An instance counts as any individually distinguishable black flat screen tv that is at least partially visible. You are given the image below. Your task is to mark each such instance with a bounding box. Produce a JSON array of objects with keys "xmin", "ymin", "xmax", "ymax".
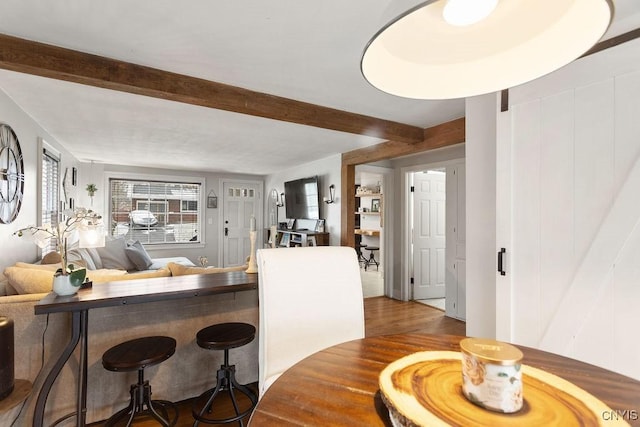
[{"xmin": 284, "ymin": 176, "xmax": 320, "ymax": 220}]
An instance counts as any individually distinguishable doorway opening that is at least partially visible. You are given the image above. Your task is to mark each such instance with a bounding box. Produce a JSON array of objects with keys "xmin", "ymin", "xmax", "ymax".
[
  {"xmin": 355, "ymin": 165, "xmax": 392, "ymax": 298},
  {"xmin": 404, "ymin": 160, "xmax": 465, "ymax": 320}
]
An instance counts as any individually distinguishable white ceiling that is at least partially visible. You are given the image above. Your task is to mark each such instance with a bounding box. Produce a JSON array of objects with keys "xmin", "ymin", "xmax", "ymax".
[{"xmin": 0, "ymin": 0, "xmax": 638, "ymax": 175}]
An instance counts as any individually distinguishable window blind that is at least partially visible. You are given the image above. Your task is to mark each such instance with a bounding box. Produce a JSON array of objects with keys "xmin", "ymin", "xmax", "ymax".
[{"xmin": 41, "ymin": 148, "xmax": 60, "ymax": 255}]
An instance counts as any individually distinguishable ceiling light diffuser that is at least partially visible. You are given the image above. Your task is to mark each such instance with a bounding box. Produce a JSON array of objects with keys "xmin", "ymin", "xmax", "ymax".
[
  {"xmin": 443, "ymin": 0, "xmax": 498, "ymax": 27},
  {"xmin": 361, "ymin": 0, "xmax": 613, "ymax": 99}
]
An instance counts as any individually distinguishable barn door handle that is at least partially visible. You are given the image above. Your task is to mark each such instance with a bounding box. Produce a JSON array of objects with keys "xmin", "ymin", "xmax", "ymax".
[{"xmin": 497, "ymin": 248, "xmax": 506, "ymax": 276}]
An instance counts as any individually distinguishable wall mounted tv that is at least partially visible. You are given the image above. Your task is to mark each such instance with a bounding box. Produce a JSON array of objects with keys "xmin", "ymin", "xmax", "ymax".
[{"xmin": 284, "ymin": 176, "xmax": 320, "ymax": 220}]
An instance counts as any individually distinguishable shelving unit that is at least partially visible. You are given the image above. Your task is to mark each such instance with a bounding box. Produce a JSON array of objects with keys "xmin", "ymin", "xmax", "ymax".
[
  {"xmin": 355, "ymin": 229, "xmax": 380, "ymax": 237},
  {"xmin": 276, "ymin": 229, "xmax": 329, "ymax": 247},
  {"xmin": 354, "ymin": 186, "xmax": 383, "ymax": 271},
  {"xmin": 355, "ymin": 192, "xmax": 383, "ymax": 227}
]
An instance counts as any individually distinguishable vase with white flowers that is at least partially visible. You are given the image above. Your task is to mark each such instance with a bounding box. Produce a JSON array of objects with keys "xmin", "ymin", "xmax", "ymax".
[{"xmin": 14, "ymin": 207, "xmax": 103, "ymax": 296}]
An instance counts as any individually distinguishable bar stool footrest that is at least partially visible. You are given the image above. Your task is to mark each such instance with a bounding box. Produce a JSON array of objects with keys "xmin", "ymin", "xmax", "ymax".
[
  {"xmin": 104, "ymin": 380, "xmax": 178, "ymax": 427},
  {"xmin": 192, "ymin": 364, "xmax": 257, "ymax": 426}
]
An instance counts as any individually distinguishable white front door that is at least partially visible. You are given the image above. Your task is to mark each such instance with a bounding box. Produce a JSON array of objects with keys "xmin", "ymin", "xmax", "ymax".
[
  {"xmin": 223, "ymin": 181, "xmax": 261, "ymax": 267},
  {"xmin": 412, "ymin": 170, "xmax": 446, "ymax": 299}
]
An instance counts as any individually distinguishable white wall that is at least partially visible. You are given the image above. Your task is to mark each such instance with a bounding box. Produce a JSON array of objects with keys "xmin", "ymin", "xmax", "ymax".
[
  {"xmin": 465, "ymin": 94, "xmax": 498, "ymax": 338},
  {"xmin": 0, "ymin": 89, "xmax": 79, "ymax": 273},
  {"xmin": 263, "ymin": 154, "xmax": 341, "ymax": 246}
]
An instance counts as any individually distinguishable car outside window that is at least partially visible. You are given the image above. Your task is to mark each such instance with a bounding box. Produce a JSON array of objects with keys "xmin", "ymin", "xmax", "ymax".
[{"xmin": 109, "ymin": 179, "xmax": 201, "ymax": 245}]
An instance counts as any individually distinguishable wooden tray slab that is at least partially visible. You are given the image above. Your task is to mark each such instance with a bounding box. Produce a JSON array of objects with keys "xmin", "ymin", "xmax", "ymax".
[{"xmin": 379, "ymin": 351, "xmax": 629, "ymax": 427}]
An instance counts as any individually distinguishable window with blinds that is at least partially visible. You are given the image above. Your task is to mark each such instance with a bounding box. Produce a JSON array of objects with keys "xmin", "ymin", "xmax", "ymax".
[
  {"xmin": 110, "ymin": 178, "xmax": 201, "ymax": 245},
  {"xmin": 41, "ymin": 149, "xmax": 60, "ymax": 255}
]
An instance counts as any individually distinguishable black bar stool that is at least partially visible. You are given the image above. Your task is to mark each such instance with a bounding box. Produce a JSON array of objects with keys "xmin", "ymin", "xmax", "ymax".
[
  {"xmin": 193, "ymin": 322, "xmax": 258, "ymax": 426},
  {"xmin": 356, "ymin": 242, "xmax": 369, "ymax": 267},
  {"xmin": 102, "ymin": 336, "xmax": 178, "ymax": 426},
  {"xmin": 364, "ymin": 246, "xmax": 380, "ymax": 271}
]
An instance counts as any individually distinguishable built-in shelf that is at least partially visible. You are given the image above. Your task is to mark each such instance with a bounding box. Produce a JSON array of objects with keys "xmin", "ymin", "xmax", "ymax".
[
  {"xmin": 355, "ymin": 193, "xmax": 382, "ymax": 198},
  {"xmin": 355, "ymin": 229, "xmax": 380, "ymax": 237},
  {"xmin": 355, "ymin": 212, "xmax": 380, "ymax": 215}
]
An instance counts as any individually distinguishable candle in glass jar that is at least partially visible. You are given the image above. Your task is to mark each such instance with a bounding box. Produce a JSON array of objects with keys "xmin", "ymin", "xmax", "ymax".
[
  {"xmin": 460, "ymin": 338, "xmax": 524, "ymax": 413},
  {"xmin": 250, "ymin": 216, "xmax": 256, "ymax": 232}
]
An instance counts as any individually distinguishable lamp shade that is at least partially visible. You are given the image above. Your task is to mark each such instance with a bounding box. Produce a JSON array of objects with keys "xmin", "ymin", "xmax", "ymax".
[
  {"xmin": 361, "ymin": 0, "xmax": 613, "ymax": 99},
  {"xmin": 79, "ymin": 223, "xmax": 105, "ymax": 248}
]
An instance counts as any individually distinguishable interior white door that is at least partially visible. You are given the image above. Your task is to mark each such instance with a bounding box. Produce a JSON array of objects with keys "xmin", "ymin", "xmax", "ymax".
[
  {"xmin": 223, "ymin": 182, "xmax": 260, "ymax": 267},
  {"xmin": 412, "ymin": 171, "xmax": 446, "ymax": 300},
  {"xmin": 445, "ymin": 163, "xmax": 466, "ymax": 320}
]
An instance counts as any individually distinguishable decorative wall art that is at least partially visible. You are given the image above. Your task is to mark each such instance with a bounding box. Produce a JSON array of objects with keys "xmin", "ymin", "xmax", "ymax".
[
  {"xmin": 207, "ymin": 191, "xmax": 218, "ymax": 209},
  {"xmin": 0, "ymin": 123, "xmax": 25, "ymax": 224}
]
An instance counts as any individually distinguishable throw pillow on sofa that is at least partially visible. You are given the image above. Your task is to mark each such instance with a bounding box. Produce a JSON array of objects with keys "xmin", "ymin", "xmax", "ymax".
[
  {"xmin": 41, "ymin": 251, "xmax": 62, "ymax": 264},
  {"xmin": 15, "ymin": 262, "xmax": 62, "ymax": 271},
  {"xmin": 3, "ymin": 265, "xmax": 130, "ymax": 295},
  {"xmin": 97, "ymin": 236, "xmax": 136, "ymax": 271},
  {"xmin": 115, "ymin": 268, "xmax": 171, "ymax": 280},
  {"xmin": 125, "ymin": 240, "xmax": 153, "ymax": 271},
  {"xmin": 167, "ymin": 262, "xmax": 248, "ymax": 276},
  {"xmin": 3, "ymin": 266, "xmax": 54, "ymax": 294},
  {"xmin": 67, "ymin": 248, "xmax": 102, "ymax": 270}
]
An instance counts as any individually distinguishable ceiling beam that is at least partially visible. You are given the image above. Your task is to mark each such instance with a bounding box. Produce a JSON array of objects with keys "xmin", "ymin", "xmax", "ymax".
[
  {"xmin": 341, "ymin": 117, "xmax": 465, "ymax": 166},
  {"xmin": 340, "ymin": 117, "xmax": 465, "ymax": 247},
  {"xmin": 0, "ymin": 33, "xmax": 424, "ymax": 144}
]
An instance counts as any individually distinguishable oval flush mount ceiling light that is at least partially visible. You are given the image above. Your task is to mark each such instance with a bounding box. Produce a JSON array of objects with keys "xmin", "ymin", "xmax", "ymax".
[
  {"xmin": 361, "ymin": 0, "xmax": 613, "ymax": 100},
  {"xmin": 443, "ymin": 0, "xmax": 498, "ymax": 27}
]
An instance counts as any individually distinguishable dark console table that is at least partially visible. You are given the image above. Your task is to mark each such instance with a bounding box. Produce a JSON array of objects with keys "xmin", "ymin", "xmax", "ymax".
[{"xmin": 33, "ymin": 271, "xmax": 258, "ymax": 427}]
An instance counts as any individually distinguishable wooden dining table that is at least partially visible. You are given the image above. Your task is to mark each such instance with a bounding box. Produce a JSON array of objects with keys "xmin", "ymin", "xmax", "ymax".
[{"xmin": 248, "ymin": 333, "xmax": 640, "ymax": 426}]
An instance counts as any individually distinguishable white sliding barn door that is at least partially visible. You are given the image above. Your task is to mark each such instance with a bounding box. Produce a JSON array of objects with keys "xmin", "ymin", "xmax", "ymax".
[{"xmin": 498, "ymin": 39, "xmax": 640, "ymax": 380}]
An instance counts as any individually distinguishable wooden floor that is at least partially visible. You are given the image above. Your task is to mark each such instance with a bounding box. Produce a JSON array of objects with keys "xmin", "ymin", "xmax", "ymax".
[{"xmin": 91, "ymin": 296, "xmax": 465, "ymax": 426}]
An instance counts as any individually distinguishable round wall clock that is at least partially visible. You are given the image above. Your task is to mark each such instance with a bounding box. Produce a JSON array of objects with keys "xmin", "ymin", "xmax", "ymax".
[{"xmin": 0, "ymin": 123, "xmax": 24, "ymax": 224}]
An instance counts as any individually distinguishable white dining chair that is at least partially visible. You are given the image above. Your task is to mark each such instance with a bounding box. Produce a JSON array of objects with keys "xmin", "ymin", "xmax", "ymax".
[{"xmin": 256, "ymin": 246, "xmax": 365, "ymax": 398}]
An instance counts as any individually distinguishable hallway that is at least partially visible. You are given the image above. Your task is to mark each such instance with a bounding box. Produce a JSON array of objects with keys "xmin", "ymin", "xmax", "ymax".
[{"xmin": 360, "ymin": 268, "xmax": 384, "ymax": 298}]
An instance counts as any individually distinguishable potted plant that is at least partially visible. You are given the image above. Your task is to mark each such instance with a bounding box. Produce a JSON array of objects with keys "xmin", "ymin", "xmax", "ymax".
[
  {"xmin": 86, "ymin": 183, "xmax": 97, "ymax": 197},
  {"xmin": 14, "ymin": 208, "xmax": 102, "ymax": 295}
]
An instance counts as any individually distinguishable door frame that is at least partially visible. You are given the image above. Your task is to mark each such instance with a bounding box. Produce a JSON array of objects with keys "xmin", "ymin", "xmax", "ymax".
[
  {"xmin": 401, "ymin": 158, "xmax": 464, "ymax": 301},
  {"xmin": 355, "ymin": 164, "xmax": 394, "ymax": 298},
  {"xmin": 218, "ymin": 178, "xmax": 264, "ymax": 267}
]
